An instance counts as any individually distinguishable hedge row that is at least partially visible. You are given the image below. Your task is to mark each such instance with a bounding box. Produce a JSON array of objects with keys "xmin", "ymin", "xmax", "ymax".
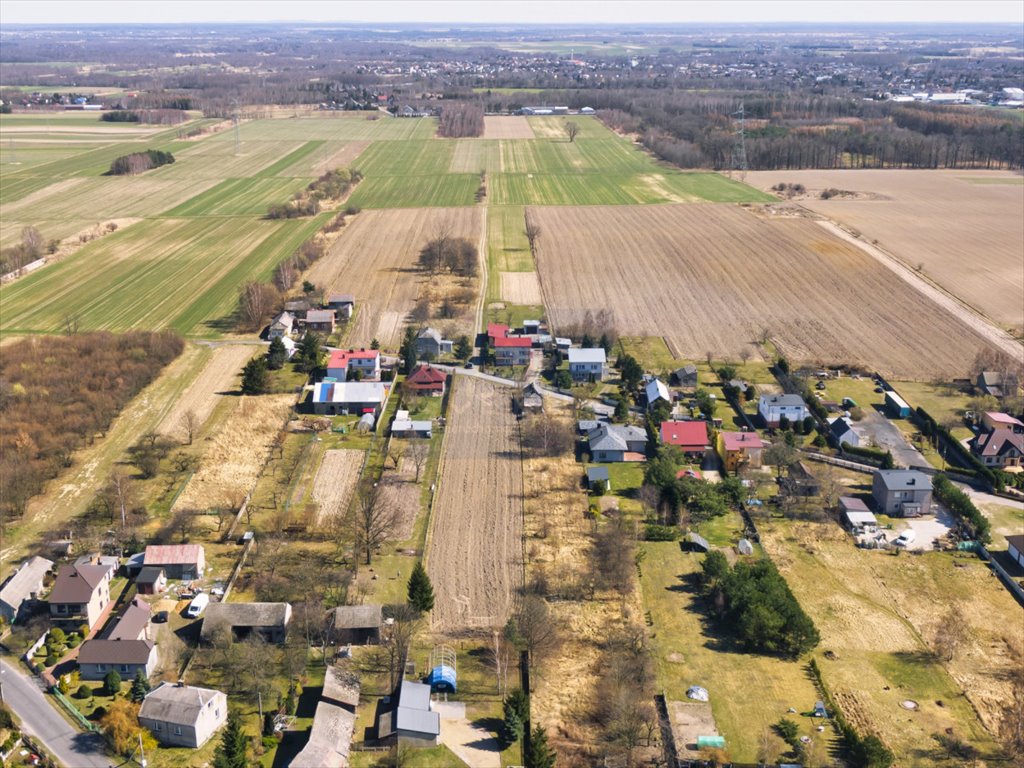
[
  {"xmin": 808, "ymin": 658, "xmax": 895, "ymax": 767},
  {"xmin": 840, "ymin": 443, "xmax": 892, "ymax": 466},
  {"xmin": 932, "ymin": 474, "xmax": 992, "ymax": 544}
]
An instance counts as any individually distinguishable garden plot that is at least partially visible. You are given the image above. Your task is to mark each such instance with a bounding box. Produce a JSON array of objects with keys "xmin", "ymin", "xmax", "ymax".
[{"xmin": 311, "ymin": 449, "xmax": 364, "ymax": 528}]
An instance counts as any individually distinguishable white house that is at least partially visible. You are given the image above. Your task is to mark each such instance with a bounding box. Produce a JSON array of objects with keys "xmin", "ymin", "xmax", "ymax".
[
  {"xmin": 759, "ymin": 393, "xmax": 810, "ymax": 427},
  {"xmin": 645, "ymin": 378, "xmax": 671, "ymax": 410},
  {"xmin": 139, "ymin": 683, "xmax": 228, "ymax": 748},
  {"xmin": 568, "ymin": 348, "xmax": 607, "ymax": 382},
  {"xmin": 829, "ymin": 416, "xmax": 859, "ymax": 447},
  {"xmin": 269, "ymin": 311, "xmax": 294, "ymax": 340}
]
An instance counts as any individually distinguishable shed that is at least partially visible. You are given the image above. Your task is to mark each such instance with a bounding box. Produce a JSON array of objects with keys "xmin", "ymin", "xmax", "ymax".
[
  {"xmin": 884, "ymin": 390, "xmax": 911, "ymax": 418},
  {"xmin": 136, "ymin": 567, "xmax": 167, "ymax": 595},
  {"xmin": 331, "ymin": 604, "xmax": 383, "ymax": 645},
  {"xmin": 698, "ymin": 736, "xmax": 726, "ymax": 749},
  {"xmin": 586, "ymin": 466, "xmax": 610, "ymax": 491},
  {"xmin": 813, "ymin": 701, "xmax": 828, "ymax": 718},
  {"xmin": 686, "ymin": 532, "xmax": 710, "ymax": 553}
]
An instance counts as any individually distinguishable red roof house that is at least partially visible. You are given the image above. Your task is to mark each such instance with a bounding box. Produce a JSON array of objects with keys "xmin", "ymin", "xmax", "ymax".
[
  {"xmin": 326, "ymin": 349, "xmax": 381, "ymax": 380},
  {"xmin": 660, "ymin": 421, "xmax": 710, "ymax": 456},
  {"xmin": 144, "ymin": 544, "xmax": 205, "ymax": 580},
  {"xmin": 404, "ymin": 364, "xmax": 446, "ymax": 396}
]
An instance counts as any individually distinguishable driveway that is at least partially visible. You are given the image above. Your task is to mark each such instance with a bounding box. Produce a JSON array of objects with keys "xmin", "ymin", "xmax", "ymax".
[
  {"xmin": 853, "ymin": 407, "xmax": 930, "ymax": 469},
  {"xmin": 434, "ymin": 701, "xmax": 501, "ymax": 768},
  {"xmin": 0, "ymin": 659, "xmax": 111, "ymax": 768}
]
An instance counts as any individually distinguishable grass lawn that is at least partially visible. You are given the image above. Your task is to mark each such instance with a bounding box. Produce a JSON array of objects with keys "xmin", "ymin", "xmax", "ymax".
[
  {"xmin": 892, "ymin": 380, "xmax": 974, "ymax": 440},
  {"xmin": 604, "ymin": 462, "xmax": 645, "ymax": 495},
  {"xmin": 639, "ymin": 541, "xmax": 826, "ymax": 763},
  {"xmin": 483, "ymin": 303, "xmax": 546, "ymax": 333}
]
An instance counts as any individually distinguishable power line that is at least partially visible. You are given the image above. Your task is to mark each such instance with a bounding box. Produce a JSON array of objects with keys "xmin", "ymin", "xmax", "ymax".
[{"xmin": 731, "ymin": 102, "xmax": 747, "ymax": 178}]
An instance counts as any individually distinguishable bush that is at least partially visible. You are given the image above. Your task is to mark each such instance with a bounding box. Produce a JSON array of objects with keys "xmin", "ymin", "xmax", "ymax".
[
  {"xmin": 644, "ymin": 524, "xmax": 679, "ymax": 541},
  {"xmin": 74, "ymin": 685, "xmax": 94, "ymax": 700},
  {"xmin": 67, "ymin": 634, "xmax": 81, "ymax": 649},
  {"xmin": 44, "ymin": 653, "xmax": 58, "ymax": 667},
  {"xmin": 48, "ymin": 628, "xmax": 66, "ymax": 646},
  {"xmin": 103, "ymin": 670, "xmax": 122, "ymax": 696},
  {"xmin": 933, "ymin": 474, "xmax": 991, "ymax": 543}
]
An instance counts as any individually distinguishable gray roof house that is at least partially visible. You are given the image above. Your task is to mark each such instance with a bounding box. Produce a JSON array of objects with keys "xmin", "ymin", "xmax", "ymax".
[
  {"xmin": 872, "ymin": 470, "xmax": 933, "ymax": 517},
  {"xmin": 331, "ymin": 604, "xmax": 383, "ymax": 645},
  {"xmin": 829, "ymin": 416, "xmax": 859, "ymax": 447},
  {"xmin": 139, "ymin": 682, "xmax": 228, "ymax": 748},
  {"xmin": 0, "ymin": 556, "xmax": 53, "ymax": 623},
  {"xmin": 291, "ymin": 667, "xmax": 360, "ymax": 768},
  {"xmin": 568, "ymin": 348, "xmax": 608, "ymax": 382},
  {"xmin": 269, "ymin": 311, "xmax": 295, "ymax": 340},
  {"xmin": 200, "ymin": 602, "xmax": 292, "ymax": 644},
  {"xmin": 414, "ymin": 327, "xmax": 453, "ymax": 358},
  {"xmin": 759, "ymin": 393, "xmax": 810, "ymax": 427},
  {"xmin": 586, "ymin": 424, "xmax": 648, "ymax": 463},
  {"xmin": 377, "ymin": 679, "xmax": 440, "ymax": 747},
  {"xmin": 977, "ymin": 371, "xmax": 1016, "ymax": 398},
  {"xmin": 670, "ymin": 365, "xmax": 699, "ymax": 388},
  {"xmin": 645, "ymin": 378, "xmax": 671, "ymax": 410}
]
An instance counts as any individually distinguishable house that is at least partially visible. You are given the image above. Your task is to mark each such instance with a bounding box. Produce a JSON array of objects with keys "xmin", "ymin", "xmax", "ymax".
[
  {"xmin": 839, "ymin": 497, "xmax": 877, "ymax": 533},
  {"xmin": 586, "ymin": 466, "xmax": 610, "ymax": 492},
  {"xmin": 977, "ymin": 371, "xmax": 1018, "ymax": 398},
  {"xmin": 980, "ymin": 412, "xmax": 1024, "ymax": 433},
  {"xmin": 200, "ymin": 602, "xmax": 292, "ymax": 644},
  {"xmin": 376, "ymin": 679, "xmax": 440, "ymax": 746},
  {"xmin": 522, "ymin": 319, "xmax": 541, "ymax": 335},
  {"xmin": 326, "ymin": 293, "xmax": 355, "ymax": 320},
  {"xmin": 312, "ymin": 380, "xmax": 389, "ymax": 417},
  {"xmin": 326, "ymin": 349, "xmax": 381, "ymax": 381},
  {"xmin": 718, "ymin": 431, "xmax": 766, "ymax": 473},
  {"xmin": 884, "ymin": 391, "xmax": 911, "ymax": 419},
  {"xmin": 782, "ymin": 461, "xmax": 821, "ymax": 497},
  {"xmin": 77, "ymin": 638, "xmax": 157, "ymax": 681},
  {"xmin": 391, "ymin": 410, "xmax": 432, "ymax": 438},
  {"xmin": 48, "ymin": 561, "xmax": 112, "ymax": 630},
  {"xmin": 1008, "ymin": 535, "xmax": 1024, "ymax": 569},
  {"xmin": 586, "ymin": 424, "xmax": 648, "ymax": 462},
  {"xmin": 269, "ymin": 311, "xmax": 294, "ymax": 340},
  {"xmin": 139, "ymin": 682, "xmax": 228, "ymax": 748},
  {"xmin": 829, "ymin": 416, "xmax": 859, "ymax": 447},
  {"xmin": 971, "ymin": 428, "xmax": 1024, "ymax": 468},
  {"xmin": 670, "ymin": 365, "xmax": 698, "ymax": 388},
  {"xmin": 660, "ymin": 420, "xmax": 709, "ymax": 458},
  {"xmin": 568, "ymin": 348, "xmax": 607, "ymax": 382},
  {"xmin": 488, "ymin": 324, "xmax": 532, "ymax": 366},
  {"xmin": 136, "ymin": 567, "xmax": 167, "ymax": 595},
  {"xmin": 727, "ymin": 379, "xmax": 751, "ymax": 397},
  {"xmin": 304, "ymin": 309, "xmax": 336, "ymax": 335},
  {"xmin": 759, "ymin": 394, "xmax": 810, "ymax": 427},
  {"xmin": 645, "ymin": 378, "xmax": 671, "ymax": 410},
  {"xmin": 292, "ymin": 667, "xmax": 360, "ymax": 767},
  {"xmin": 331, "ymin": 604, "xmax": 383, "ymax": 645},
  {"xmin": 144, "ymin": 544, "xmax": 205, "ymax": 581},
  {"xmin": 404, "ymin": 364, "xmax": 446, "ymax": 397},
  {"xmin": 283, "ymin": 299, "xmax": 312, "ymax": 319},
  {"xmin": 109, "ymin": 597, "xmax": 153, "ymax": 642},
  {"xmin": 577, "ymin": 419, "xmax": 602, "ymax": 435},
  {"xmin": 415, "ymin": 328, "xmax": 453, "ymax": 359},
  {"xmin": 0, "ymin": 556, "xmax": 53, "ymax": 623},
  {"xmin": 872, "ymin": 470, "xmax": 933, "ymax": 517},
  {"xmin": 521, "ymin": 382, "xmax": 544, "ymax": 413}
]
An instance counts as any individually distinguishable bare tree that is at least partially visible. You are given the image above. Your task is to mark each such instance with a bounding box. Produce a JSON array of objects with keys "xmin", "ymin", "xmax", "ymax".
[
  {"xmin": 487, "ymin": 627, "xmax": 515, "ymax": 697},
  {"xmin": 21, "ymin": 226, "xmax": 44, "ymax": 258},
  {"xmin": 564, "ymin": 121, "xmax": 580, "ymax": 143},
  {"xmin": 524, "ymin": 213, "xmax": 541, "ymax": 253},
  {"xmin": 382, "ymin": 603, "xmax": 421, "ymax": 689},
  {"xmin": 757, "ymin": 724, "xmax": 784, "ymax": 766},
  {"xmin": 932, "ymin": 606, "xmax": 969, "ymax": 662},
  {"xmin": 179, "ymin": 409, "xmax": 199, "ymax": 445},
  {"xmin": 238, "ymin": 281, "xmax": 280, "ymax": 331},
  {"xmin": 407, "ymin": 439, "xmax": 430, "ymax": 483},
  {"xmin": 387, "ymin": 440, "xmax": 406, "ymax": 470},
  {"xmin": 507, "ymin": 595, "xmax": 558, "ymax": 662},
  {"xmin": 351, "ymin": 480, "xmax": 398, "ymax": 565},
  {"xmin": 105, "ymin": 469, "xmax": 134, "ymax": 528}
]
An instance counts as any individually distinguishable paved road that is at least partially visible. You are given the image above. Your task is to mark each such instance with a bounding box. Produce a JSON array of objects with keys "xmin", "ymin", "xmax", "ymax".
[{"xmin": 0, "ymin": 659, "xmax": 111, "ymax": 768}]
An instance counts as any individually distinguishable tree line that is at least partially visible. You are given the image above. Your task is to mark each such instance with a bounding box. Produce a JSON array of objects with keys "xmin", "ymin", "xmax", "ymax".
[
  {"xmin": 266, "ymin": 168, "xmax": 362, "ymax": 219},
  {"xmin": 437, "ymin": 102, "xmax": 484, "ymax": 138},
  {"xmin": 106, "ymin": 149, "xmax": 175, "ymax": 176}
]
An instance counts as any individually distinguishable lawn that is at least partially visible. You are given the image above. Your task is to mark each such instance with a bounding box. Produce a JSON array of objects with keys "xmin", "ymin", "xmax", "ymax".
[
  {"xmin": 618, "ymin": 337, "xmax": 686, "ymax": 373},
  {"xmin": 483, "ymin": 303, "xmax": 546, "ymax": 333}
]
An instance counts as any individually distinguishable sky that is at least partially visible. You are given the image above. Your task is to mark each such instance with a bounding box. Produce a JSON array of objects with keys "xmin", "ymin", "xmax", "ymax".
[{"xmin": 2, "ymin": 0, "xmax": 1023, "ymax": 26}]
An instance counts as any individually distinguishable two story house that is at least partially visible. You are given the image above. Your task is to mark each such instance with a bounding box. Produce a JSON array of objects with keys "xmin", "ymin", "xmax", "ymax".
[
  {"xmin": 717, "ymin": 431, "xmax": 766, "ymax": 473},
  {"xmin": 48, "ymin": 561, "xmax": 111, "ymax": 630},
  {"xmin": 488, "ymin": 324, "xmax": 532, "ymax": 366},
  {"xmin": 139, "ymin": 682, "xmax": 228, "ymax": 748},
  {"xmin": 568, "ymin": 348, "xmax": 608, "ymax": 382},
  {"xmin": 971, "ymin": 412, "xmax": 1024, "ymax": 469},
  {"xmin": 872, "ymin": 469, "xmax": 933, "ymax": 517},
  {"xmin": 326, "ymin": 349, "xmax": 381, "ymax": 381},
  {"xmin": 414, "ymin": 328, "xmax": 453, "ymax": 359},
  {"xmin": 758, "ymin": 394, "xmax": 810, "ymax": 428}
]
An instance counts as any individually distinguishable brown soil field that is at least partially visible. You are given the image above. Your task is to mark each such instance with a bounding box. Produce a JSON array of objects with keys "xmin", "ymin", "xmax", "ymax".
[
  {"xmin": 482, "ymin": 116, "xmax": 536, "ymax": 139},
  {"xmin": 531, "ymin": 204, "xmax": 1003, "ymax": 379},
  {"xmin": 304, "ymin": 208, "xmax": 482, "ymax": 349},
  {"xmin": 746, "ymin": 170, "xmax": 1024, "ymax": 330},
  {"xmin": 157, "ymin": 344, "xmax": 257, "ymax": 440},
  {"xmin": 311, "ymin": 449, "xmax": 363, "ymax": 527},
  {"xmin": 499, "ymin": 271, "xmax": 543, "ymax": 304},
  {"xmin": 311, "ymin": 140, "xmax": 370, "ymax": 176},
  {"xmin": 174, "ymin": 394, "xmax": 294, "ymax": 513},
  {"xmin": 379, "ymin": 455, "xmax": 421, "ymax": 542},
  {"xmin": 427, "ymin": 376, "xmax": 523, "ymax": 632}
]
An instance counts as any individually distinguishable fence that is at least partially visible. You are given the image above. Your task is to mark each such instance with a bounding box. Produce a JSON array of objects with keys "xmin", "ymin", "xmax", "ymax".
[
  {"xmin": 979, "ymin": 545, "xmax": 1024, "ymax": 605},
  {"xmin": 50, "ymin": 688, "xmax": 99, "ymax": 732}
]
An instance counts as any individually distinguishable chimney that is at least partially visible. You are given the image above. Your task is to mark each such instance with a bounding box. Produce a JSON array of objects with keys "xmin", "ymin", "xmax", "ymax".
[{"xmin": 908, "ymin": 478, "xmax": 915, "ymax": 485}]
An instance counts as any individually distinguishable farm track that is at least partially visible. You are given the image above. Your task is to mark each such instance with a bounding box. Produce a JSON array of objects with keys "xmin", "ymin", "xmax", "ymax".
[
  {"xmin": 531, "ymin": 204, "xmax": 1006, "ymax": 379},
  {"xmin": 427, "ymin": 377, "xmax": 524, "ymax": 632}
]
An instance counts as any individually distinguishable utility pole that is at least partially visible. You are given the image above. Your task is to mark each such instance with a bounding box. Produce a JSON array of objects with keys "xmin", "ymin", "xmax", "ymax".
[
  {"xmin": 731, "ymin": 102, "xmax": 748, "ymax": 180},
  {"xmin": 230, "ymin": 98, "xmax": 241, "ymax": 156}
]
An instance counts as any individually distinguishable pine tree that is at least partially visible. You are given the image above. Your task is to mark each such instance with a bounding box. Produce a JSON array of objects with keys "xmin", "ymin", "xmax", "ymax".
[
  {"xmin": 525, "ymin": 724, "xmax": 556, "ymax": 768},
  {"xmin": 129, "ymin": 669, "xmax": 151, "ymax": 703},
  {"xmin": 407, "ymin": 560, "xmax": 435, "ymax": 613},
  {"xmin": 241, "ymin": 357, "xmax": 269, "ymax": 395},
  {"xmin": 295, "ymin": 332, "xmax": 324, "ymax": 373},
  {"xmin": 502, "ymin": 688, "xmax": 530, "ymax": 745},
  {"xmin": 267, "ymin": 337, "xmax": 287, "ymax": 370},
  {"xmin": 213, "ymin": 712, "xmax": 248, "ymax": 768},
  {"xmin": 454, "ymin": 335, "xmax": 472, "ymax": 361}
]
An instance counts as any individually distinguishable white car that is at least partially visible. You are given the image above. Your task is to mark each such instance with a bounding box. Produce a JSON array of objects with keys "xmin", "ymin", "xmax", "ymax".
[{"xmin": 186, "ymin": 593, "xmax": 210, "ymax": 618}]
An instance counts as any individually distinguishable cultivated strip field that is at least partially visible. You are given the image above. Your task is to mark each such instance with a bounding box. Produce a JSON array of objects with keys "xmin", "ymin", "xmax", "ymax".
[
  {"xmin": 746, "ymin": 169, "xmax": 1024, "ymax": 329},
  {"xmin": 304, "ymin": 207, "xmax": 482, "ymax": 348},
  {"xmin": 157, "ymin": 344, "xmax": 258, "ymax": 439},
  {"xmin": 427, "ymin": 377, "xmax": 524, "ymax": 632},
  {"xmin": 531, "ymin": 204, "xmax": 1003, "ymax": 378},
  {"xmin": 499, "ymin": 271, "xmax": 543, "ymax": 304},
  {"xmin": 310, "ymin": 449, "xmax": 363, "ymax": 528},
  {"xmin": 379, "ymin": 456, "xmax": 421, "ymax": 542},
  {"xmin": 482, "ymin": 115, "xmax": 536, "ymax": 139}
]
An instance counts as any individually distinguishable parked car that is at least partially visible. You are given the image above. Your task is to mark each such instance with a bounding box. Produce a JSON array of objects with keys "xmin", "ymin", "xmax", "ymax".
[
  {"xmin": 186, "ymin": 593, "xmax": 210, "ymax": 618},
  {"xmin": 464, "ymin": 362, "xmax": 474, "ymax": 369},
  {"xmin": 153, "ymin": 610, "xmax": 169, "ymax": 623}
]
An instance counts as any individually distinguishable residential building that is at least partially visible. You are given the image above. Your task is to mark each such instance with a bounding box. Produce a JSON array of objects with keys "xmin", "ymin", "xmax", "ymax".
[
  {"xmin": 376, "ymin": 679, "xmax": 440, "ymax": 747},
  {"xmin": 586, "ymin": 424, "xmax": 648, "ymax": 462},
  {"xmin": 660, "ymin": 420, "xmax": 710, "ymax": 458},
  {"xmin": 645, "ymin": 378, "xmax": 671, "ymax": 409},
  {"xmin": 200, "ymin": 602, "xmax": 292, "ymax": 644},
  {"xmin": 670, "ymin": 365, "xmax": 698, "ymax": 388},
  {"xmin": 568, "ymin": 348, "xmax": 608, "ymax": 382},
  {"xmin": 829, "ymin": 416, "xmax": 859, "ymax": 447},
  {"xmin": 144, "ymin": 545, "xmax": 205, "ymax": 581},
  {"xmin": 488, "ymin": 323, "xmax": 532, "ymax": 366},
  {"xmin": 331, "ymin": 604, "xmax": 383, "ymax": 645},
  {"xmin": 268, "ymin": 311, "xmax": 294, "ymax": 340},
  {"xmin": 521, "ymin": 382, "xmax": 544, "ymax": 412},
  {"xmin": 326, "ymin": 293, "xmax": 355, "ymax": 319},
  {"xmin": 78, "ymin": 638, "xmax": 157, "ymax": 681},
  {"xmin": 977, "ymin": 371, "xmax": 1018, "ymax": 399},
  {"xmin": 48, "ymin": 562, "xmax": 112, "ymax": 630},
  {"xmin": 326, "ymin": 349, "xmax": 381, "ymax": 381},
  {"xmin": 135, "ymin": 567, "xmax": 166, "ymax": 595},
  {"xmin": 414, "ymin": 328, "xmax": 453, "ymax": 359},
  {"xmin": 291, "ymin": 667, "xmax": 359, "ymax": 768},
  {"xmin": 0, "ymin": 556, "xmax": 53, "ymax": 623},
  {"xmin": 139, "ymin": 682, "xmax": 228, "ymax": 748},
  {"xmin": 391, "ymin": 410, "xmax": 432, "ymax": 438},
  {"xmin": 1008, "ymin": 535, "xmax": 1024, "ymax": 569},
  {"xmin": 980, "ymin": 412, "xmax": 1024, "ymax": 433},
  {"xmin": 404, "ymin": 364, "xmax": 446, "ymax": 397},
  {"xmin": 304, "ymin": 309, "xmax": 336, "ymax": 335},
  {"xmin": 109, "ymin": 597, "xmax": 152, "ymax": 642},
  {"xmin": 758, "ymin": 394, "xmax": 810, "ymax": 427},
  {"xmin": 312, "ymin": 380, "xmax": 389, "ymax": 417},
  {"xmin": 872, "ymin": 470, "xmax": 933, "ymax": 517},
  {"xmin": 718, "ymin": 431, "xmax": 765, "ymax": 473},
  {"xmin": 971, "ymin": 426, "xmax": 1024, "ymax": 468}
]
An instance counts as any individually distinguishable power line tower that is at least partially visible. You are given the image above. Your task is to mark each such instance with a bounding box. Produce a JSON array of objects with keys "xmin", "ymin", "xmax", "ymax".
[
  {"xmin": 731, "ymin": 102, "xmax": 748, "ymax": 180},
  {"xmin": 230, "ymin": 98, "xmax": 241, "ymax": 156}
]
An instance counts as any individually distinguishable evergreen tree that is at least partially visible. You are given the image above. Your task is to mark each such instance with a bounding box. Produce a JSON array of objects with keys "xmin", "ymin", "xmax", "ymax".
[
  {"xmin": 599, "ymin": 332, "xmax": 612, "ymax": 353},
  {"xmin": 370, "ymin": 338, "xmax": 380, "ymax": 350},
  {"xmin": 881, "ymin": 450, "xmax": 895, "ymax": 469},
  {"xmin": 241, "ymin": 357, "xmax": 269, "ymax": 395},
  {"xmin": 213, "ymin": 712, "xmax": 248, "ymax": 768},
  {"xmin": 502, "ymin": 689, "xmax": 530, "ymax": 745},
  {"xmin": 407, "ymin": 560, "xmax": 435, "ymax": 613},
  {"xmin": 129, "ymin": 669, "xmax": 151, "ymax": 703},
  {"xmin": 525, "ymin": 724, "xmax": 556, "ymax": 768},
  {"xmin": 619, "ymin": 355, "xmax": 643, "ymax": 391},
  {"xmin": 102, "ymin": 670, "xmax": 121, "ymax": 696},
  {"xmin": 295, "ymin": 332, "xmax": 324, "ymax": 373},
  {"xmin": 454, "ymin": 335, "xmax": 472, "ymax": 361},
  {"xmin": 267, "ymin": 337, "xmax": 287, "ymax": 370}
]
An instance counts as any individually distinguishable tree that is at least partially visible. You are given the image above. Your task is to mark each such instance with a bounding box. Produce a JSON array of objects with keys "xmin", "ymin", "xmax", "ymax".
[
  {"xmin": 267, "ymin": 337, "xmax": 287, "ymax": 370},
  {"xmin": 565, "ymin": 121, "xmax": 580, "ymax": 142},
  {"xmin": 695, "ymin": 388, "xmax": 716, "ymax": 419},
  {"xmin": 619, "ymin": 354, "xmax": 643, "ymax": 391},
  {"xmin": 525, "ymin": 724, "xmax": 556, "ymax": 768},
  {"xmin": 103, "ymin": 669, "xmax": 122, "ymax": 696},
  {"xmin": 506, "ymin": 595, "xmax": 558, "ymax": 661},
  {"xmin": 524, "ymin": 215, "xmax": 541, "ymax": 253},
  {"xmin": 502, "ymin": 688, "xmax": 530, "ymax": 746},
  {"xmin": 295, "ymin": 332, "xmax": 324, "ymax": 373},
  {"xmin": 104, "ymin": 469, "xmax": 135, "ymax": 528},
  {"xmin": 302, "ymin": 280, "xmax": 316, "ymax": 294},
  {"xmin": 213, "ymin": 712, "xmax": 248, "ymax": 768},
  {"xmin": 241, "ymin": 356, "xmax": 269, "ymax": 395},
  {"xmin": 238, "ymin": 281, "xmax": 279, "ymax": 332},
  {"xmin": 932, "ymin": 607, "xmax": 969, "ymax": 661},
  {"xmin": 407, "ymin": 560, "xmax": 435, "ymax": 613},
  {"xmin": 881, "ymin": 450, "xmax": 895, "ymax": 469},
  {"xmin": 382, "ymin": 603, "xmax": 421, "ymax": 689},
  {"xmin": 779, "ymin": 415, "xmax": 791, "ymax": 431},
  {"xmin": 802, "ymin": 415, "xmax": 816, "ymax": 434},
  {"xmin": 407, "ymin": 439, "xmax": 430, "ymax": 482},
  {"xmin": 764, "ymin": 440, "xmax": 798, "ymax": 476},
  {"xmin": 179, "ymin": 409, "xmax": 199, "ymax": 445},
  {"xmin": 351, "ymin": 480, "xmax": 398, "ymax": 565},
  {"xmin": 130, "ymin": 669, "xmax": 151, "ymax": 702},
  {"xmin": 454, "ymin": 335, "xmax": 472, "ymax": 361},
  {"xmin": 403, "ymin": 334, "xmax": 418, "ymax": 374},
  {"xmin": 613, "ymin": 395, "xmax": 630, "ymax": 423},
  {"xmin": 101, "ymin": 698, "xmax": 155, "ymax": 757}
]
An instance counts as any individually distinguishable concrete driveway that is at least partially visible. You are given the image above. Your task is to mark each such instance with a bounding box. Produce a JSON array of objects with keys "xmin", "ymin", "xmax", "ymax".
[
  {"xmin": 854, "ymin": 407, "xmax": 930, "ymax": 469},
  {"xmin": 434, "ymin": 700, "xmax": 501, "ymax": 768}
]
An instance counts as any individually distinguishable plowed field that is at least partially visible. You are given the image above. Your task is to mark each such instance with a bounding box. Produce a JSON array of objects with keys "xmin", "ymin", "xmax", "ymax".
[
  {"xmin": 531, "ymin": 204, "xmax": 1003, "ymax": 378},
  {"xmin": 427, "ymin": 376, "xmax": 523, "ymax": 632},
  {"xmin": 311, "ymin": 449, "xmax": 363, "ymax": 527},
  {"xmin": 482, "ymin": 116, "xmax": 536, "ymax": 139},
  {"xmin": 499, "ymin": 271, "xmax": 543, "ymax": 304},
  {"xmin": 304, "ymin": 207, "xmax": 482, "ymax": 348}
]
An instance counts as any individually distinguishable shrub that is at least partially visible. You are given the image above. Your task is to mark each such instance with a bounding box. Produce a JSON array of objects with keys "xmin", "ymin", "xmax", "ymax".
[
  {"xmin": 103, "ymin": 670, "xmax": 122, "ymax": 696},
  {"xmin": 44, "ymin": 653, "xmax": 58, "ymax": 667},
  {"xmin": 644, "ymin": 524, "xmax": 679, "ymax": 541},
  {"xmin": 74, "ymin": 685, "xmax": 94, "ymax": 700},
  {"xmin": 48, "ymin": 628, "xmax": 66, "ymax": 646}
]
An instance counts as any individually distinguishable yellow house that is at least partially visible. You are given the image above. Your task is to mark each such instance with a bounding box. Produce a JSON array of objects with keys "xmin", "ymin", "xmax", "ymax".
[{"xmin": 718, "ymin": 431, "xmax": 765, "ymax": 473}]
